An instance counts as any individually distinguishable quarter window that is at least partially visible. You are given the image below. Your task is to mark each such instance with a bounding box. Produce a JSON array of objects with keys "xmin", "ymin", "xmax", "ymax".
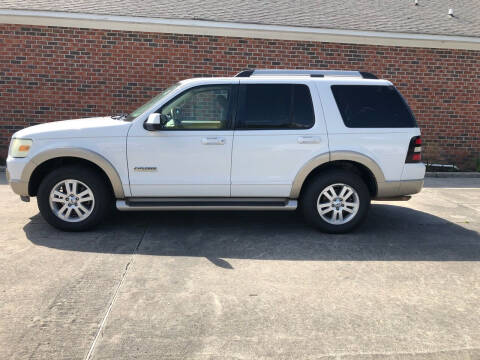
[
  {"xmin": 159, "ymin": 85, "xmax": 232, "ymax": 130},
  {"xmin": 236, "ymin": 84, "xmax": 315, "ymax": 129},
  {"xmin": 331, "ymin": 85, "xmax": 417, "ymax": 128}
]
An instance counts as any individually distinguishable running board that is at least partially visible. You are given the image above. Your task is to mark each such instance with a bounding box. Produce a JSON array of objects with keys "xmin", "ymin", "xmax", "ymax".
[
  {"xmin": 374, "ymin": 195, "xmax": 411, "ymax": 201},
  {"xmin": 116, "ymin": 198, "xmax": 297, "ymax": 211}
]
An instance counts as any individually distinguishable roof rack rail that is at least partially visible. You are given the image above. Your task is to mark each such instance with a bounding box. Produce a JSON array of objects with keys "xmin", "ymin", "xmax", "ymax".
[
  {"xmin": 235, "ymin": 69, "xmax": 255, "ymax": 77},
  {"xmin": 359, "ymin": 72, "xmax": 378, "ymax": 79},
  {"xmin": 234, "ymin": 69, "xmax": 378, "ymax": 79}
]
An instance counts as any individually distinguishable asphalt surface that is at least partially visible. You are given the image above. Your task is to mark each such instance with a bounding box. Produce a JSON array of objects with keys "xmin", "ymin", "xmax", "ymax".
[{"xmin": 1, "ymin": 174, "xmax": 480, "ymax": 359}]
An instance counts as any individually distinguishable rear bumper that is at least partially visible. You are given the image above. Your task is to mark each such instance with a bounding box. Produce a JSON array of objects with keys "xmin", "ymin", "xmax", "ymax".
[{"xmin": 375, "ymin": 179, "xmax": 424, "ymax": 199}]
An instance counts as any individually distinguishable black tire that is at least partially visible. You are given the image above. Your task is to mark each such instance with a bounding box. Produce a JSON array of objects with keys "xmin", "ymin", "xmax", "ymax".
[
  {"xmin": 300, "ymin": 169, "xmax": 370, "ymax": 233},
  {"xmin": 37, "ymin": 165, "xmax": 112, "ymax": 231}
]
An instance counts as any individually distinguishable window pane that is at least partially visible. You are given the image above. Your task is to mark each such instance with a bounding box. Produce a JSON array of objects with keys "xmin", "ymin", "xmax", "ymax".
[
  {"xmin": 126, "ymin": 82, "xmax": 181, "ymax": 121},
  {"xmin": 160, "ymin": 85, "xmax": 231, "ymax": 130},
  {"xmin": 331, "ymin": 85, "xmax": 417, "ymax": 128},
  {"xmin": 237, "ymin": 84, "xmax": 290, "ymax": 129},
  {"xmin": 237, "ymin": 84, "xmax": 314, "ymax": 130}
]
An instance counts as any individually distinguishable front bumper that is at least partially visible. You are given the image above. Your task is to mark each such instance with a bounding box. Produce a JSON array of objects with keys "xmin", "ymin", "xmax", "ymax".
[
  {"xmin": 9, "ymin": 179, "xmax": 30, "ymax": 196},
  {"xmin": 6, "ymin": 157, "xmax": 32, "ymax": 197},
  {"xmin": 7, "ymin": 168, "xmax": 29, "ymax": 196}
]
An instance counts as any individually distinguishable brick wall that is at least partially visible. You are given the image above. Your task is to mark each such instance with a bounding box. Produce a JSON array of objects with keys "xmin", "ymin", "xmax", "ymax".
[{"xmin": 0, "ymin": 24, "xmax": 479, "ymax": 169}]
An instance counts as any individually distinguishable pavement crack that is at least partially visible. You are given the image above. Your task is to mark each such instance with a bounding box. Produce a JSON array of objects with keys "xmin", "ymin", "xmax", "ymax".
[{"xmin": 84, "ymin": 225, "xmax": 148, "ymax": 360}]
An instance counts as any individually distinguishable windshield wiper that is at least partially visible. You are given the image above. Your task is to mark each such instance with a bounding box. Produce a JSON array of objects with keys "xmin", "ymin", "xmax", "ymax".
[{"xmin": 111, "ymin": 113, "xmax": 128, "ymax": 120}]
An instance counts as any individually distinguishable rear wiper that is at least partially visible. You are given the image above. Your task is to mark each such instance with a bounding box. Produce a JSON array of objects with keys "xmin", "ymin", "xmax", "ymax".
[{"xmin": 111, "ymin": 113, "xmax": 128, "ymax": 120}]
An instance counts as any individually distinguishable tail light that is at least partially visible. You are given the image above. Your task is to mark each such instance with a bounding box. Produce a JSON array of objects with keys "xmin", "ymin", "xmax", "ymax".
[{"xmin": 405, "ymin": 136, "xmax": 422, "ymax": 163}]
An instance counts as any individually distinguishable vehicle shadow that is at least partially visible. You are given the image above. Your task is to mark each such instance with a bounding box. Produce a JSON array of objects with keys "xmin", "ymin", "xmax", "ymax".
[{"xmin": 23, "ymin": 204, "xmax": 480, "ymax": 265}]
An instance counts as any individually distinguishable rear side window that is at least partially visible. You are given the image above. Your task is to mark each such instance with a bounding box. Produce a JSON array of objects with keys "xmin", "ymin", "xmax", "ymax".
[
  {"xmin": 236, "ymin": 84, "xmax": 315, "ymax": 129},
  {"xmin": 331, "ymin": 85, "xmax": 417, "ymax": 128}
]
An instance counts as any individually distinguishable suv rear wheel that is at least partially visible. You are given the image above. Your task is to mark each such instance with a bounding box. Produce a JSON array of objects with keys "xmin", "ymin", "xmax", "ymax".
[
  {"xmin": 301, "ymin": 169, "xmax": 370, "ymax": 233},
  {"xmin": 37, "ymin": 165, "xmax": 112, "ymax": 231}
]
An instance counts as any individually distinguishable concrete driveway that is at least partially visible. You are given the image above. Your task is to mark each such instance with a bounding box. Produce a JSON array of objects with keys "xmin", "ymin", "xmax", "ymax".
[{"xmin": 1, "ymin": 174, "xmax": 479, "ymax": 360}]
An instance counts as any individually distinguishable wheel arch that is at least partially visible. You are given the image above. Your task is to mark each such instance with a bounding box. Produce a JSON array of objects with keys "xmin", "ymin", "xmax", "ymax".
[
  {"xmin": 290, "ymin": 151, "xmax": 385, "ymax": 199},
  {"xmin": 24, "ymin": 148, "xmax": 125, "ymax": 198}
]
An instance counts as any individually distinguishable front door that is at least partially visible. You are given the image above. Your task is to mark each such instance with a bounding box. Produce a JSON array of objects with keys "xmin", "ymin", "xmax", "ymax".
[{"xmin": 127, "ymin": 83, "xmax": 235, "ymax": 197}]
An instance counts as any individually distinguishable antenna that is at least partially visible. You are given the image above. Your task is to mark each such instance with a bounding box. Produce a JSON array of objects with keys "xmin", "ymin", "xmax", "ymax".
[
  {"xmin": 448, "ymin": 8, "xmax": 454, "ymax": 17},
  {"xmin": 414, "ymin": 0, "xmax": 418, "ymax": 6}
]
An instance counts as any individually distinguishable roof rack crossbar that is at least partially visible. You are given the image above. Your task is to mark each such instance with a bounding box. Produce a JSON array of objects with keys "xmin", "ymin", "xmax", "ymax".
[{"xmin": 234, "ymin": 69, "xmax": 377, "ymax": 79}]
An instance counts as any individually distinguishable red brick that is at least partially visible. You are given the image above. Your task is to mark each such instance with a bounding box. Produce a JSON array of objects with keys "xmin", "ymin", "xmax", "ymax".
[{"xmin": 0, "ymin": 24, "xmax": 479, "ymax": 169}]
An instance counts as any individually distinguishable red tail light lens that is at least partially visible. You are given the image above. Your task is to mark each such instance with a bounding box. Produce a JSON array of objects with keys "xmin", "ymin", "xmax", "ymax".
[
  {"xmin": 412, "ymin": 153, "xmax": 421, "ymax": 161},
  {"xmin": 405, "ymin": 136, "xmax": 422, "ymax": 163}
]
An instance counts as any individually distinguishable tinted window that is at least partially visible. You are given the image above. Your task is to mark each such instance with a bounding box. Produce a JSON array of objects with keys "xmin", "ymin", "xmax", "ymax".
[
  {"xmin": 236, "ymin": 84, "xmax": 314, "ymax": 129},
  {"xmin": 159, "ymin": 85, "xmax": 232, "ymax": 130},
  {"xmin": 331, "ymin": 85, "xmax": 417, "ymax": 128}
]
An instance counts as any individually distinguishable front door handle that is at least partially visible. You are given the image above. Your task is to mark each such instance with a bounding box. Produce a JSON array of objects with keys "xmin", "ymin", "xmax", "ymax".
[
  {"xmin": 201, "ymin": 137, "xmax": 225, "ymax": 145},
  {"xmin": 298, "ymin": 136, "xmax": 321, "ymax": 144}
]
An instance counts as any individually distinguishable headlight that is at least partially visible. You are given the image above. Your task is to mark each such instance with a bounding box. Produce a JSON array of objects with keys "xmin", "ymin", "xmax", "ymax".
[{"xmin": 9, "ymin": 138, "xmax": 33, "ymax": 158}]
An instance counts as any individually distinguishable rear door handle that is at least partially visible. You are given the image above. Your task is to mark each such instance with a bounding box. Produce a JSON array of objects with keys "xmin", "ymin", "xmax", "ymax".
[
  {"xmin": 298, "ymin": 136, "xmax": 321, "ymax": 144},
  {"xmin": 201, "ymin": 137, "xmax": 225, "ymax": 145}
]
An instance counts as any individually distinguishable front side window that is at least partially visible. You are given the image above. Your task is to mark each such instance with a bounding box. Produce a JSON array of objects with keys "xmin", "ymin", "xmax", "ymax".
[
  {"xmin": 125, "ymin": 82, "xmax": 181, "ymax": 121},
  {"xmin": 236, "ymin": 84, "xmax": 315, "ymax": 130},
  {"xmin": 331, "ymin": 85, "xmax": 417, "ymax": 128},
  {"xmin": 159, "ymin": 85, "xmax": 232, "ymax": 130}
]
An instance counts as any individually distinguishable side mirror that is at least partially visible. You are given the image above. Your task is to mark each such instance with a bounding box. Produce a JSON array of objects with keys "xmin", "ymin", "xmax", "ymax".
[{"xmin": 144, "ymin": 113, "xmax": 168, "ymax": 131}]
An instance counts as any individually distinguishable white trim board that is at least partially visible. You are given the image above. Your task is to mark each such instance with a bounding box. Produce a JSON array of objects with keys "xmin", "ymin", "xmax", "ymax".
[{"xmin": 0, "ymin": 9, "xmax": 479, "ymax": 50}]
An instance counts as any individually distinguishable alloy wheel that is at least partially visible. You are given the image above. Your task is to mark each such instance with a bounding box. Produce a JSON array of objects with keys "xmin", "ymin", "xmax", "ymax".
[
  {"xmin": 48, "ymin": 179, "xmax": 95, "ymax": 222},
  {"xmin": 316, "ymin": 183, "xmax": 360, "ymax": 225}
]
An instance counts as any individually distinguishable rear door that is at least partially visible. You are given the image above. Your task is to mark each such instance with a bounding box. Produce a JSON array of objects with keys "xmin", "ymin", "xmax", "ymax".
[{"xmin": 230, "ymin": 79, "xmax": 329, "ymax": 197}]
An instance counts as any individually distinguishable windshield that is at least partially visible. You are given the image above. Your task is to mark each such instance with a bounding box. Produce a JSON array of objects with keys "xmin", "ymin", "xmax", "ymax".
[{"xmin": 124, "ymin": 82, "xmax": 182, "ymax": 121}]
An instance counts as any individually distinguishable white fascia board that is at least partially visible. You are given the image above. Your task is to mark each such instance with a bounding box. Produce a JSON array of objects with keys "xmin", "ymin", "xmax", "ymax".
[{"xmin": 0, "ymin": 9, "xmax": 479, "ymax": 50}]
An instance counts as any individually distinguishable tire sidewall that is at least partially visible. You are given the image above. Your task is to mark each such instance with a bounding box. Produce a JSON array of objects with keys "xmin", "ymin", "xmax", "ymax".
[
  {"xmin": 301, "ymin": 170, "xmax": 370, "ymax": 233},
  {"xmin": 37, "ymin": 166, "xmax": 110, "ymax": 231}
]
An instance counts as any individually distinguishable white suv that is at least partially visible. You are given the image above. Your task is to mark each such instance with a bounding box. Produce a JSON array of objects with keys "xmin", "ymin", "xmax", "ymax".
[{"xmin": 6, "ymin": 69, "xmax": 425, "ymax": 233}]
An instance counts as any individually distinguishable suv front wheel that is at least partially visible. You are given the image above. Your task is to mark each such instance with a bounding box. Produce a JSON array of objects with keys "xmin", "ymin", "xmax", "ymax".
[
  {"xmin": 37, "ymin": 165, "xmax": 112, "ymax": 231},
  {"xmin": 301, "ymin": 169, "xmax": 370, "ymax": 233}
]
